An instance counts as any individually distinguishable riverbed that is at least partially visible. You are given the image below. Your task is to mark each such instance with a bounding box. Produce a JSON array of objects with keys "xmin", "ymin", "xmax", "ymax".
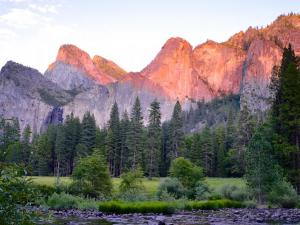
[{"xmin": 39, "ymin": 208, "xmax": 300, "ymax": 225}]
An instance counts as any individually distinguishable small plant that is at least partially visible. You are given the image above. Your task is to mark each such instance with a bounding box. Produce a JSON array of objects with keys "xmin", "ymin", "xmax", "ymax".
[
  {"xmin": 119, "ymin": 167, "xmax": 144, "ymax": 193},
  {"xmin": 218, "ymin": 184, "xmax": 249, "ymax": 201},
  {"xmin": 45, "ymin": 192, "xmax": 98, "ymax": 210},
  {"xmin": 156, "ymin": 177, "xmax": 185, "ymax": 200},
  {"xmin": 185, "ymin": 199, "xmax": 245, "ymax": 210},
  {"xmin": 267, "ymin": 180, "xmax": 298, "ymax": 208},
  {"xmin": 194, "ymin": 181, "xmax": 211, "ymax": 200},
  {"xmin": 98, "ymin": 201, "xmax": 177, "ymax": 214}
]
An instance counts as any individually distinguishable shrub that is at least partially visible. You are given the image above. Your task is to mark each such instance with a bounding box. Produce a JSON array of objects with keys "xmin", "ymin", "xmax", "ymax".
[
  {"xmin": 119, "ymin": 167, "xmax": 144, "ymax": 193},
  {"xmin": 45, "ymin": 192, "xmax": 98, "ymax": 210},
  {"xmin": 185, "ymin": 199, "xmax": 245, "ymax": 210},
  {"xmin": 156, "ymin": 177, "xmax": 185, "ymax": 200},
  {"xmin": 32, "ymin": 184, "xmax": 56, "ymax": 198},
  {"xmin": 71, "ymin": 150, "xmax": 112, "ymax": 198},
  {"xmin": 218, "ymin": 184, "xmax": 249, "ymax": 201},
  {"xmin": 98, "ymin": 201, "xmax": 176, "ymax": 214},
  {"xmin": 267, "ymin": 180, "xmax": 298, "ymax": 208},
  {"xmin": 117, "ymin": 190, "xmax": 149, "ymax": 202},
  {"xmin": 0, "ymin": 164, "xmax": 37, "ymax": 225},
  {"xmin": 169, "ymin": 157, "xmax": 204, "ymax": 189},
  {"xmin": 194, "ymin": 182, "xmax": 211, "ymax": 200}
]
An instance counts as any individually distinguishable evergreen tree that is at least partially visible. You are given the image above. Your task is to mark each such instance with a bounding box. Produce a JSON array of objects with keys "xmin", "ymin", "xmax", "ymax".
[
  {"xmin": 271, "ymin": 44, "xmax": 300, "ymax": 192},
  {"xmin": 54, "ymin": 125, "xmax": 67, "ymax": 176},
  {"xmin": 213, "ymin": 125, "xmax": 226, "ymax": 177},
  {"xmin": 230, "ymin": 106, "xmax": 257, "ymax": 176},
  {"xmin": 169, "ymin": 101, "xmax": 184, "ymax": 160},
  {"xmin": 120, "ymin": 110, "xmax": 130, "ymax": 173},
  {"xmin": 80, "ymin": 112, "xmax": 96, "ymax": 155},
  {"xmin": 127, "ymin": 97, "xmax": 144, "ymax": 169},
  {"xmin": 160, "ymin": 121, "xmax": 171, "ymax": 176},
  {"xmin": 64, "ymin": 113, "xmax": 81, "ymax": 174},
  {"xmin": 146, "ymin": 99, "xmax": 162, "ymax": 178},
  {"xmin": 199, "ymin": 127, "xmax": 214, "ymax": 176},
  {"xmin": 106, "ymin": 102, "xmax": 121, "ymax": 176},
  {"xmin": 20, "ymin": 125, "xmax": 32, "ymax": 166},
  {"xmin": 246, "ymin": 123, "xmax": 283, "ymax": 203}
]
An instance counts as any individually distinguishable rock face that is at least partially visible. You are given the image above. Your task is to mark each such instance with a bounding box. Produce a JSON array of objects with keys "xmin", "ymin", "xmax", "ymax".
[
  {"xmin": 0, "ymin": 61, "xmax": 72, "ymax": 133},
  {"xmin": 1, "ymin": 14, "xmax": 300, "ymax": 132}
]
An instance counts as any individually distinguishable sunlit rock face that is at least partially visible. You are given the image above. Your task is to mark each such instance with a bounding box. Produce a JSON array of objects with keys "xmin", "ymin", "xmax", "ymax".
[
  {"xmin": 46, "ymin": 44, "xmax": 116, "ymax": 88},
  {"xmin": 192, "ymin": 40, "xmax": 246, "ymax": 96},
  {"xmin": 93, "ymin": 55, "xmax": 127, "ymax": 80}
]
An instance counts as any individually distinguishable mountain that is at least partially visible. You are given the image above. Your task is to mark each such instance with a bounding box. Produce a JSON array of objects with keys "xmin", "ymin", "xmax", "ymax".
[
  {"xmin": 0, "ymin": 61, "xmax": 73, "ymax": 133},
  {"xmin": 1, "ymin": 14, "xmax": 300, "ymax": 133}
]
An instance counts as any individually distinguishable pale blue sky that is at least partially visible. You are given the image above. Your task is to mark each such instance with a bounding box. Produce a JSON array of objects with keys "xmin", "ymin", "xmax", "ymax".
[{"xmin": 0, "ymin": 0, "xmax": 299, "ymax": 72}]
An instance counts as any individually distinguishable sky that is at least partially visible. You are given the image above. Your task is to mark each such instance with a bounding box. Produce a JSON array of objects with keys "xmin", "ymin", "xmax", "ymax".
[{"xmin": 0, "ymin": 0, "xmax": 299, "ymax": 73}]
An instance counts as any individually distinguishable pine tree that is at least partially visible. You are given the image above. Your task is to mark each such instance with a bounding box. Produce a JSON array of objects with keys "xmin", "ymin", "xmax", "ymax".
[
  {"xmin": 160, "ymin": 121, "xmax": 171, "ymax": 176},
  {"xmin": 199, "ymin": 127, "xmax": 214, "ymax": 176},
  {"xmin": 21, "ymin": 125, "xmax": 32, "ymax": 166},
  {"xmin": 55, "ymin": 125, "xmax": 67, "ymax": 176},
  {"xmin": 146, "ymin": 99, "xmax": 162, "ymax": 178},
  {"xmin": 127, "ymin": 96, "xmax": 144, "ymax": 169},
  {"xmin": 213, "ymin": 125, "xmax": 226, "ymax": 177},
  {"xmin": 169, "ymin": 101, "xmax": 184, "ymax": 160},
  {"xmin": 246, "ymin": 123, "xmax": 282, "ymax": 203},
  {"xmin": 80, "ymin": 112, "xmax": 96, "ymax": 155},
  {"xmin": 120, "ymin": 110, "xmax": 130, "ymax": 173},
  {"xmin": 64, "ymin": 113, "xmax": 81, "ymax": 174},
  {"xmin": 271, "ymin": 44, "xmax": 300, "ymax": 192},
  {"xmin": 106, "ymin": 102, "xmax": 121, "ymax": 176}
]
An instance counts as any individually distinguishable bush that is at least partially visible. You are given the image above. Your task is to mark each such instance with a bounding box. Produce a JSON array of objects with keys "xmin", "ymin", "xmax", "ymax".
[
  {"xmin": 194, "ymin": 182, "xmax": 211, "ymax": 200},
  {"xmin": 185, "ymin": 199, "xmax": 245, "ymax": 210},
  {"xmin": 98, "ymin": 201, "xmax": 176, "ymax": 214},
  {"xmin": 0, "ymin": 165, "xmax": 37, "ymax": 225},
  {"xmin": 267, "ymin": 180, "xmax": 298, "ymax": 208},
  {"xmin": 156, "ymin": 177, "xmax": 185, "ymax": 200},
  {"xmin": 169, "ymin": 157, "xmax": 204, "ymax": 189},
  {"xmin": 218, "ymin": 184, "xmax": 249, "ymax": 201},
  {"xmin": 119, "ymin": 167, "xmax": 144, "ymax": 193},
  {"xmin": 117, "ymin": 190, "xmax": 149, "ymax": 202},
  {"xmin": 71, "ymin": 150, "xmax": 112, "ymax": 198},
  {"xmin": 32, "ymin": 184, "xmax": 56, "ymax": 198},
  {"xmin": 45, "ymin": 192, "xmax": 98, "ymax": 210}
]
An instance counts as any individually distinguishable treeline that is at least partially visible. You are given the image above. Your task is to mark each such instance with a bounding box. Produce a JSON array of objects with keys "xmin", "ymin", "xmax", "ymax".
[{"xmin": 0, "ymin": 97, "xmax": 252, "ymax": 178}]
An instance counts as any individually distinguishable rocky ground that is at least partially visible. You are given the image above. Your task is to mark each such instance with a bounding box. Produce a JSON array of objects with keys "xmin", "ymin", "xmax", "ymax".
[{"xmin": 46, "ymin": 208, "xmax": 300, "ymax": 225}]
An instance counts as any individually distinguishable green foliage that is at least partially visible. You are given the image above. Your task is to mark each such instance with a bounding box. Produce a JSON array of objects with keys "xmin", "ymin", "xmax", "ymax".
[
  {"xmin": 80, "ymin": 112, "xmax": 97, "ymax": 154},
  {"xmin": 98, "ymin": 201, "xmax": 177, "ymax": 214},
  {"xmin": 119, "ymin": 167, "xmax": 144, "ymax": 193},
  {"xmin": 185, "ymin": 199, "xmax": 245, "ymax": 210},
  {"xmin": 194, "ymin": 182, "xmax": 211, "ymax": 200},
  {"xmin": 169, "ymin": 101, "xmax": 184, "ymax": 159},
  {"xmin": 0, "ymin": 165, "xmax": 37, "ymax": 225},
  {"xmin": 270, "ymin": 44, "xmax": 300, "ymax": 192},
  {"xmin": 267, "ymin": 180, "xmax": 298, "ymax": 208},
  {"xmin": 246, "ymin": 122, "xmax": 284, "ymax": 203},
  {"xmin": 218, "ymin": 184, "xmax": 250, "ymax": 202},
  {"xmin": 71, "ymin": 150, "xmax": 112, "ymax": 198},
  {"xmin": 146, "ymin": 99, "xmax": 162, "ymax": 178},
  {"xmin": 45, "ymin": 192, "xmax": 98, "ymax": 210},
  {"xmin": 127, "ymin": 96, "xmax": 145, "ymax": 169},
  {"xmin": 169, "ymin": 157, "xmax": 204, "ymax": 189},
  {"xmin": 156, "ymin": 177, "xmax": 185, "ymax": 200}
]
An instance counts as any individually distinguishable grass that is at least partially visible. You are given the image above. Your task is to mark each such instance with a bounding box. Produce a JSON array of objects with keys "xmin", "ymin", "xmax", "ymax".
[
  {"xmin": 98, "ymin": 199, "xmax": 245, "ymax": 214},
  {"xmin": 30, "ymin": 176, "xmax": 246, "ymax": 196}
]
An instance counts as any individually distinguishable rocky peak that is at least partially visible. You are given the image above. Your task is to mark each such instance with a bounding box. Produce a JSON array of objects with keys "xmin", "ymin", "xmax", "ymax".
[
  {"xmin": 48, "ymin": 44, "xmax": 115, "ymax": 85},
  {"xmin": 92, "ymin": 55, "xmax": 126, "ymax": 80}
]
